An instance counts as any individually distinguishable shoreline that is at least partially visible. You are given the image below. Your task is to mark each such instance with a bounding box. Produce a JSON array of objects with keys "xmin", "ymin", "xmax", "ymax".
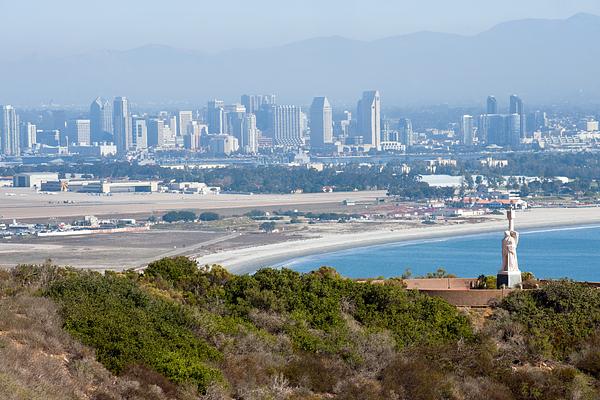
[{"xmin": 194, "ymin": 207, "xmax": 600, "ymax": 275}]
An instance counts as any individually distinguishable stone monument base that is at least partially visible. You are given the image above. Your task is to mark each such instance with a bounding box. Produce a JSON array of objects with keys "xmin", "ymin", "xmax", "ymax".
[{"xmin": 497, "ymin": 270, "xmax": 522, "ymax": 289}]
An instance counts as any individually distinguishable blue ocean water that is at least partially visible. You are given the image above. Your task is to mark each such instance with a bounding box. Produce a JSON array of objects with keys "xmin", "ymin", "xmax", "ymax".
[{"xmin": 277, "ymin": 225, "xmax": 600, "ymax": 281}]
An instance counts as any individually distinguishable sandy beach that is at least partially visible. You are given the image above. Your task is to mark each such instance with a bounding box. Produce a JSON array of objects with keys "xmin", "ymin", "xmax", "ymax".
[{"xmin": 194, "ymin": 207, "xmax": 600, "ymax": 274}]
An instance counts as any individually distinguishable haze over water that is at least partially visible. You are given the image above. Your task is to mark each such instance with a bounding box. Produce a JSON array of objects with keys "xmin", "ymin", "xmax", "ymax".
[{"xmin": 279, "ymin": 225, "xmax": 600, "ymax": 281}]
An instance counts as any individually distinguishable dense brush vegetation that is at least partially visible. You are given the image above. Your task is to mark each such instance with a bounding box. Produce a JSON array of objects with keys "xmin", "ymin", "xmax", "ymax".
[{"xmin": 2, "ymin": 258, "xmax": 600, "ymax": 399}]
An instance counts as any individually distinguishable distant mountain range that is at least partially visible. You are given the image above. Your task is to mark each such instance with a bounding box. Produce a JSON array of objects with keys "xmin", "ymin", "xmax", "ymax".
[{"xmin": 3, "ymin": 13, "xmax": 600, "ymax": 107}]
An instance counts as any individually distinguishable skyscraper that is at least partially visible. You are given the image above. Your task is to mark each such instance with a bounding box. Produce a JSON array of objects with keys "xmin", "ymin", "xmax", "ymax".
[
  {"xmin": 21, "ymin": 122, "xmax": 37, "ymax": 149},
  {"xmin": 0, "ymin": 105, "xmax": 19, "ymax": 156},
  {"xmin": 482, "ymin": 114, "xmax": 520, "ymax": 147},
  {"xmin": 90, "ymin": 97, "xmax": 113, "ymax": 143},
  {"xmin": 356, "ymin": 90, "xmax": 381, "ymax": 149},
  {"xmin": 147, "ymin": 118, "xmax": 165, "ymax": 148},
  {"xmin": 226, "ymin": 106, "xmax": 246, "ymax": 146},
  {"xmin": 207, "ymin": 100, "xmax": 225, "ymax": 134},
  {"xmin": 487, "ymin": 96, "xmax": 498, "ymax": 115},
  {"xmin": 398, "ymin": 118, "xmax": 413, "ymax": 147},
  {"xmin": 177, "ymin": 111, "xmax": 193, "ymax": 136},
  {"xmin": 241, "ymin": 114, "xmax": 258, "ymax": 154},
  {"xmin": 132, "ymin": 117, "xmax": 148, "ymax": 150},
  {"xmin": 461, "ymin": 115, "xmax": 474, "ymax": 146},
  {"xmin": 67, "ymin": 119, "xmax": 91, "ymax": 145},
  {"xmin": 269, "ymin": 105, "xmax": 302, "ymax": 146},
  {"xmin": 309, "ymin": 97, "xmax": 333, "ymax": 149},
  {"xmin": 509, "ymin": 95, "xmax": 526, "ymax": 139},
  {"xmin": 113, "ymin": 97, "xmax": 132, "ymax": 153}
]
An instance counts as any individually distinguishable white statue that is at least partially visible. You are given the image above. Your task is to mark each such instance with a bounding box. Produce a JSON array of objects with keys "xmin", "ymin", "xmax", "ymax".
[
  {"xmin": 497, "ymin": 209, "xmax": 522, "ymax": 288},
  {"xmin": 501, "ymin": 230, "xmax": 519, "ymax": 272}
]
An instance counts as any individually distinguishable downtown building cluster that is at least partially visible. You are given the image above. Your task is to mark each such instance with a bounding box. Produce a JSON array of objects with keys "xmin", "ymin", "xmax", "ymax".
[
  {"xmin": 0, "ymin": 90, "xmax": 390, "ymax": 157},
  {"xmin": 459, "ymin": 94, "xmax": 547, "ymax": 148}
]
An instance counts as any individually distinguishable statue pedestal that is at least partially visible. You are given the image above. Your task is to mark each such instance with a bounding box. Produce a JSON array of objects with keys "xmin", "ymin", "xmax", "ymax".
[{"xmin": 497, "ymin": 270, "xmax": 522, "ymax": 289}]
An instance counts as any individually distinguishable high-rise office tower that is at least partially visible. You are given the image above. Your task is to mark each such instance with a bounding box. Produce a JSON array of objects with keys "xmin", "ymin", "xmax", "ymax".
[
  {"xmin": 21, "ymin": 122, "xmax": 37, "ymax": 149},
  {"xmin": 461, "ymin": 115, "xmax": 474, "ymax": 146},
  {"xmin": 269, "ymin": 105, "xmax": 302, "ymax": 146},
  {"xmin": 147, "ymin": 118, "xmax": 165, "ymax": 148},
  {"xmin": 487, "ymin": 96, "xmax": 498, "ymax": 115},
  {"xmin": 508, "ymin": 114, "xmax": 521, "ymax": 147},
  {"xmin": 67, "ymin": 119, "xmax": 91, "ymax": 145},
  {"xmin": 113, "ymin": 97, "xmax": 132, "ymax": 152},
  {"xmin": 0, "ymin": 105, "xmax": 19, "ymax": 156},
  {"xmin": 482, "ymin": 114, "xmax": 520, "ymax": 147},
  {"xmin": 241, "ymin": 114, "xmax": 258, "ymax": 154},
  {"xmin": 90, "ymin": 97, "xmax": 113, "ymax": 143},
  {"xmin": 241, "ymin": 95, "xmax": 259, "ymax": 114},
  {"xmin": 207, "ymin": 100, "xmax": 226, "ymax": 134},
  {"xmin": 509, "ymin": 95, "xmax": 526, "ymax": 139},
  {"xmin": 132, "ymin": 117, "xmax": 148, "ymax": 150},
  {"xmin": 309, "ymin": 97, "xmax": 333, "ymax": 149},
  {"xmin": 177, "ymin": 111, "xmax": 193, "ymax": 136},
  {"xmin": 226, "ymin": 106, "xmax": 246, "ymax": 146},
  {"xmin": 356, "ymin": 90, "xmax": 381, "ymax": 149},
  {"xmin": 398, "ymin": 118, "xmax": 413, "ymax": 147}
]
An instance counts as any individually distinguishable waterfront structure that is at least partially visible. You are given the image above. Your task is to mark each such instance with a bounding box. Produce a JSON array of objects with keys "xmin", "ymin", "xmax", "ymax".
[
  {"xmin": 67, "ymin": 119, "xmax": 91, "ymax": 145},
  {"xmin": 497, "ymin": 209, "xmax": 523, "ymax": 289},
  {"xmin": 177, "ymin": 111, "xmax": 193, "ymax": 136},
  {"xmin": 90, "ymin": 97, "xmax": 113, "ymax": 143},
  {"xmin": 269, "ymin": 105, "xmax": 302, "ymax": 146},
  {"xmin": 460, "ymin": 115, "xmax": 474, "ymax": 145},
  {"xmin": 0, "ymin": 105, "xmax": 19, "ymax": 156},
  {"xmin": 355, "ymin": 90, "xmax": 381, "ymax": 149},
  {"xmin": 69, "ymin": 143, "xmax": 117, "ymax": 157},
  {"xmin": 509, "ymin": 94, "xmax": 526, "ymax": 139},
  {"xmin": 113, "ymin": 97, "xmax": 132, "ymax": 152},
  {"xmin": 309, "ymin": 97, "xmax": 333, "ymax": 149},
  {"xmin": 486, "ymin": 96, "xmax": 498, "ymax": 114}
]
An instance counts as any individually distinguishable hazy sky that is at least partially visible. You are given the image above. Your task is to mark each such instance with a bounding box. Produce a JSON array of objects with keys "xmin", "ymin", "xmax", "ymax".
[{"xmin": 2, "ymin": 0, "xmax": 600, "ymax": 56}]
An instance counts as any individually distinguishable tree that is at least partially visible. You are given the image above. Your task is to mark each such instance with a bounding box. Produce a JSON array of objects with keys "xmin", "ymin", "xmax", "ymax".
[
  {"xmin": 162, "ymin": 210, "xmax": 196, "ymax": 223},
  {"xmin": 260, "ymin": 222, "xmax": 277, "ymax": 232},
  {"xmin": 199, "ymin": 212, "xmax": 220, "ymax": 221}
]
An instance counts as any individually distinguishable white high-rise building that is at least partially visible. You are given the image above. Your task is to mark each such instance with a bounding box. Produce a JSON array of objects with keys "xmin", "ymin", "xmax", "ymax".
[
  {"xmin": 177, "ymin": 111, "xmax": 193, "ymax": 136},
  {"xmin": 356, "ymin": 90, "xmax": 381, "ymax": 149},
  {"xmin": 67, "ymin": 119, "xmax": 91, "ymax": 145},
  {"xmin": 461, "ymin": 115, "xmax": 475, "ymax": 146},
  {"xmin": 269, "ymin": 105, "xmax": 302, "ymax": 146},
  {"xmin": 0, "ymin": 105, "xmax": 19, "ymax": 156},
  {"xmin": 113, "ymin": 97, "xmax": 132, "ymax": 152},
  {"xmin": 309, "ymin": 97, "xmax": 333, "ymax": 149},
  {"xmin": 242, "ymin": 114, "xmax": 258, "ymax": 154},
  {"xmin": 22, "ymin": 122, "xmax": 37, "ymax": 149},
  {"xmin": 132, "ymin": 117, "xmax": 148, "ymax": 150}
]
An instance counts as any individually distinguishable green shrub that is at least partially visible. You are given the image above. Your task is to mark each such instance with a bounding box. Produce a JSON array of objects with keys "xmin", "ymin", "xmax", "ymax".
[{"xmin": 46, "ymin": 272, "xmax": 223, "ymax": 393}]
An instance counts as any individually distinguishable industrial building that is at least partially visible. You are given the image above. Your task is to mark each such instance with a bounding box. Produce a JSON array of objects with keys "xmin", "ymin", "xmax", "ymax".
[{"xmin": 13, "ymin": 172, "xmax": 60, "ymax": 188}]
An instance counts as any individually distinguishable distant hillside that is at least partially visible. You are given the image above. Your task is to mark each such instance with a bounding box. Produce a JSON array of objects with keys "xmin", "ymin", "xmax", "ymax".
[{"xmin": 2, "ymin": 13, "xmax": 600, "ymax": 106}]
